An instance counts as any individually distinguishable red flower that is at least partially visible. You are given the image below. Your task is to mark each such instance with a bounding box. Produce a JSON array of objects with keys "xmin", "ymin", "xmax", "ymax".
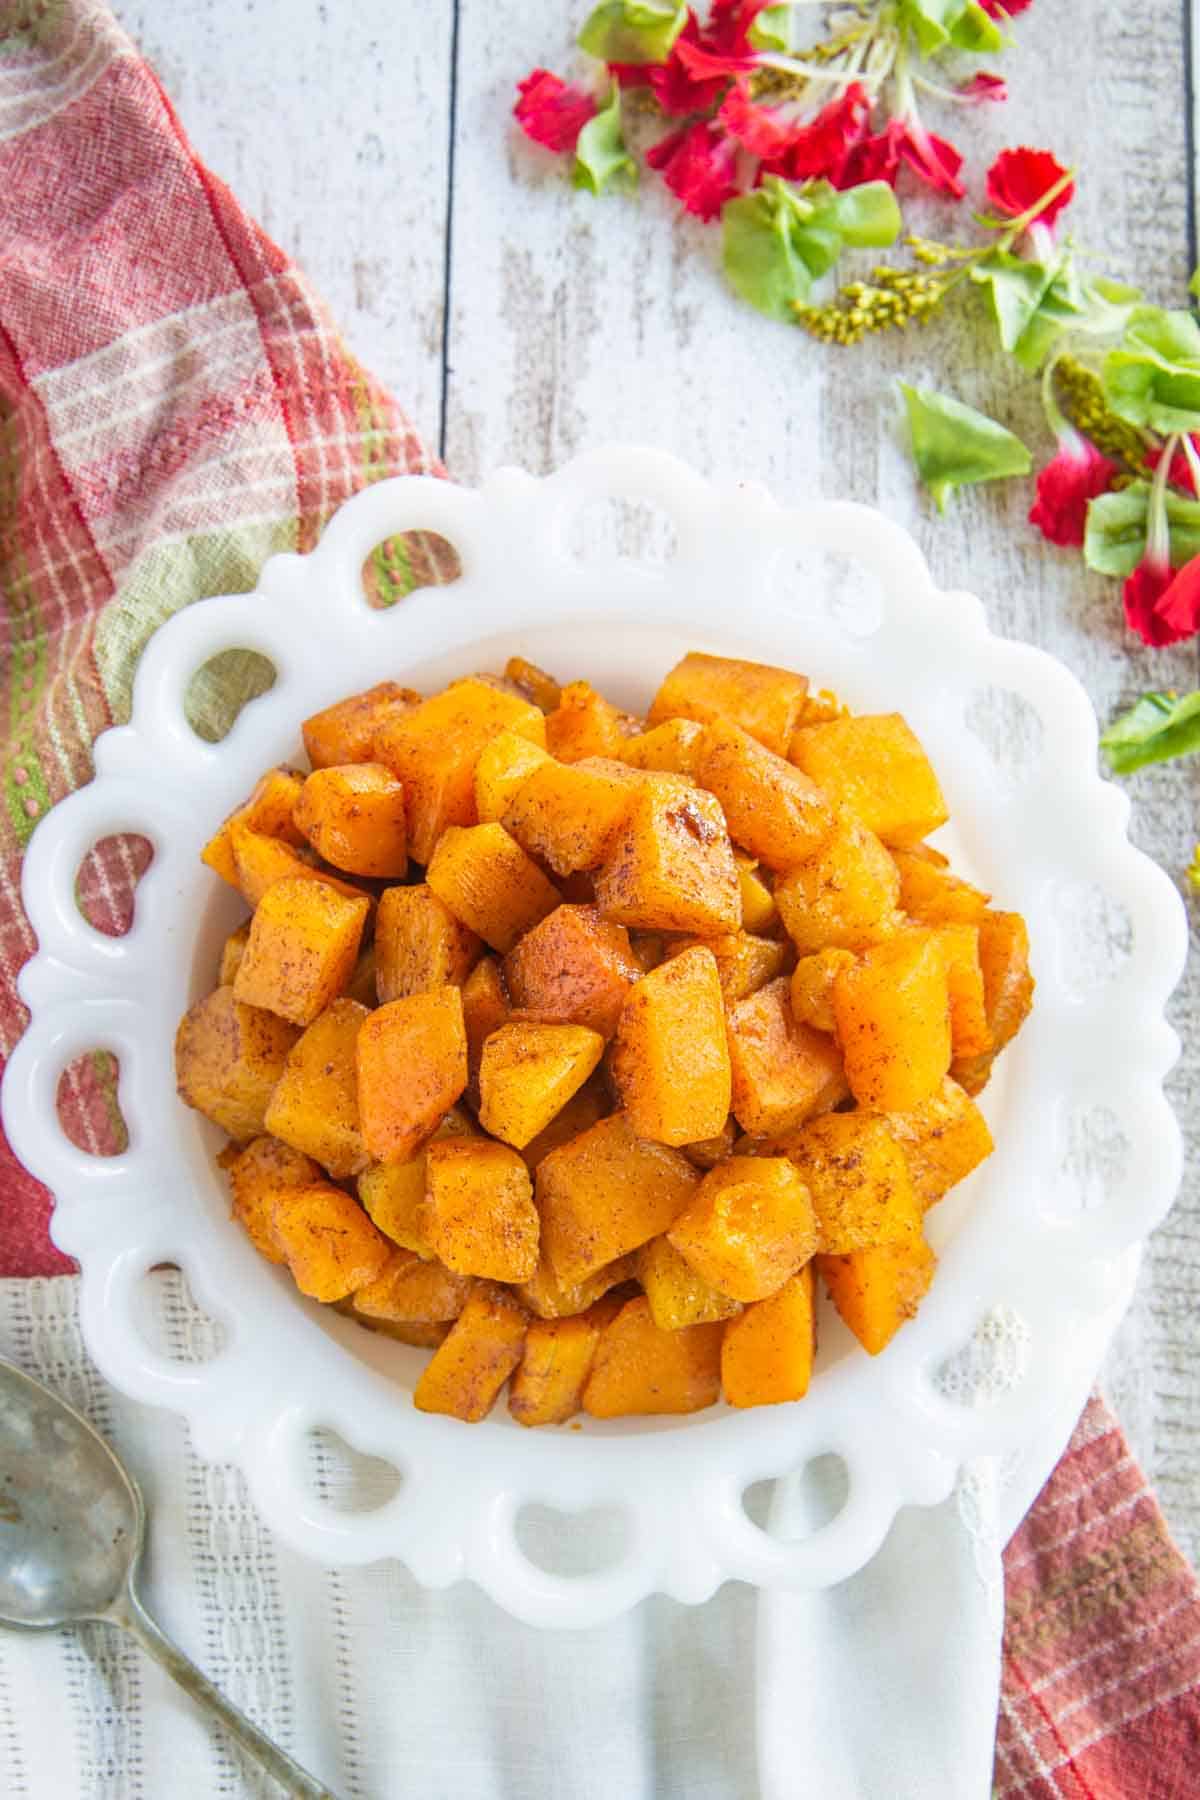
[
  {"xmin": 717, "ymin": 83, "xmax": 795, "ymax": 159},
  {"xmin": 647, "ymin": 119, "xmax": 740, "ymax": 220},
  {"xmin": 843, "ymin": 118, "xmax": 964, "ymax": 199},
  {"xmin": 986, "ymin": 147, "xmax": 1074, "ymax": 227},
  {"xmin": 979, "ymin": 0, "xmax": 1033, "ymax": 14},
  {"xmin": 614, "ymin": 2, "xmax": 768, "ymax": 117},
  {"xmin": 1029, "ymin": 434, "xmax": 1117, "ymax": 547},
  {"xmin": 1124, "ymin": 553, "xmax": 1200, "ymax": 648},
  {"xmin": 1146, "ymin": 437, "xmax": 1200, "ymax": 497},
  {"xmin": 514, "ymin": 69, "xmax": 597, "ymax": 153},
  {"xmin": 1153, "ymin": 557, "xmax": 1200, "ymax": 644},
  {"xmin": 957, "ymin": 72, "xmax": 1008, "ymax": 103},
  {"xmin": 673, "ymin": 33, "xmax": 757, "ymax": 80},
  {"xmin": 762, "ymin": 83, "xmax": 872, "ymax": 186}
]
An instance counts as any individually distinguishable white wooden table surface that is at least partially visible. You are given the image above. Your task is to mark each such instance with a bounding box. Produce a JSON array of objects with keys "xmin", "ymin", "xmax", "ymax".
[{"xmin": 112, "ymin": 0, "xmax": 1199, "ymax": 1565}]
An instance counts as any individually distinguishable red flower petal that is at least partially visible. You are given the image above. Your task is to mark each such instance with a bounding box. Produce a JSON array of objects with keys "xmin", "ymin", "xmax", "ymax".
[
  {"xmin": 1145, "ymin": 437, "xmax": 1200, "ymax": 497},
  {"xmin": 717, "ymin": 82, "xmax": 795, "ymax": 159},
  {"xmin": 1028, "ymin": 436, "xmax": 1117, "ymax": 548},
  {"xmin": 765, "ymin": 83, "xmax": 873, "ymax": 186},
  {"xmin": 1150, "ymin": 556, "xmax": 1200, "ymax": 645},
  {"xmin": 647, "ymin": 15, "xmax": 727, "ymax": 114},
  {"xmin": 1123, "ymin": 556, "xmax": 1181, "ymax": 647},
  {"xmin": 646, "ymin": 119, "xmax": 740, "ymax": 221},
  {"xmin": 986, "ymin": 147, "xmax": 1074, "ymax": 226},
  {"xmin": 843, "ymin": 118, "xmax": 964, "ymax": 198},
  {"xmin": 673, "ymin": 34, "xmax": 757, "ymax": 80},
  {"xmin": 980, "ymin": 0, "xmax": 1033, "ymax": 14},
  {"xmin": 708, "ymin": 0, "xmax": 771, "ymax": 49},
  {"xmin": 958, "ymin": 72, "xmax": 1008, "ymax": 103},
  {"xmin": 514, "ymin": 69, "xmax": 598, "ymax": 154}
]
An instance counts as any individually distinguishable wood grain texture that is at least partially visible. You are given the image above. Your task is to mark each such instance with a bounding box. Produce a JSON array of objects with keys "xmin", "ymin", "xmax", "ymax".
[{"xmin": 114, "ymin": 0, "xmax": 1198, "ymax": 1563}]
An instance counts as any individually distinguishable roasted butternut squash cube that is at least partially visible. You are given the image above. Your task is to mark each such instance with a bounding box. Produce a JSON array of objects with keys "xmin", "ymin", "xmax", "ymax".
[
  {"xmin": 789, "ymin": 713, "xmax": 948, "ymax": 848},
  {"xmin": 893, "ymin": 849, "xmax": 990, "ymax": 925},
  {"xmin": 302, "ymin": 680, "xmax": 421, "ymax": 770},
  {"xmin": 175, "ymin": 986, "xmax": 299, "ymax": 1142},
  {"xmin": 474, "ymin": 730, "xmax": 553, "ymax": 823},
  {"xmin": 414, "ymin": 1282, "xmax": 529, "ymax": 1421},
  {"xmin": 594, "ymin": 777, "xmax": 740, "ymax": 935},
  {"xmin": 518, "ymin": 1077, "xmax": 612, "ymax": 1172},
  {"xmin": 881, "ymin": 1077, "xmax": 994, "ymax": 1208},
  {"xmin": 503, "ymin": 904, "xmax": 639, "ymax": 1040},
  {"xmin": 726, "ymin": 978, "xmax": 847, "ymax": 1137},
  {"xmin": 733, "ymin": 853, "xmax": 778, "ymax": 936},
  {"xmin": 353, "ymin": 1317, "xmax": 451, "ymax": 1349},
  {"xmin": 721, "ymin": 1265, "xmax": 816, "ymax": 1407},
  {"xmin": 681, "ymin": 1116, "xmax": 737, "ymax": 1171},
  {"xmin": 508, "ymin": 1294, "xmax": 625, "ymax": 1427},
  {"xmin": 233, "ymin": 876, "xmax": 369, "ymax": 1026},
  {"xmin": 610, "ymin": 946, "xmax": 731, "ymax": 1146},
  {"xmin": 353, "ymin": 1247, "xmax": 473, "ymax": 1323},
  {"xmin": 357, "ymin": 1110, "xmax": 476, "ymax": 1257},
  {"xmin": 225, "ymin": 1135, "xmax": 321, "ymax": 1264},
  {"xmin": 424, "ymin": 1137, "xmax": 539, "ymax": 1281},
  {"xmin": 373, "ymin": 677, "xmax": 546, "ymax": 863},
  {"xmin": 636, "ymin": 1234, "xmax": 742, "ymax": 1330},
  {"xmin": 271, "ymin": 1183, "xmax": 391, "ymax": 1302},
  {"xmin": 545, "ymin": 680, "xmax": 630, "ymax": 762},
  {"xmin": 951, "ymin": 911, "xmax": 1035, "ymax": 1094},
  {"xmin": 217, "ymin": 921, "xmax": 251, "ymax": 987},
  {"xmin": 375, "ymin": 883, "xmax": 481, "ymax": 1003},
  {"xmin": 582, "ymin": 1295, "xmax": 722, "ymax": 1418},
  {"xmin": 536, "ymin": 1113, "xmax": 700, "ymax": 1285},
  {"xmin": 517, "ymin": 1249, "xmax": 634, "ymax": 1319},
  {"xmin": 790, "ymin": 948, "xmax": 857, "ymax": 1034},
  {"xmin": 478, "ymin": 1021, "xmax": 606, "ymax": 1149},
  {"xmin": 504, "ymin": 655, "xmax": 562, "ymax": 713},
  {"xmin": 293, "ymin": 762, "xmax": 408, "ymax": 878},
  {"xmin": 228, "ymin": 822, "xmax": 368, "ymax": 909},
  {"xmin": 774, "ymin": 817, "xmax": 903, "ymax": 955},
  {"xmin": 785, "ymin": 1112, "xmax": 921, "ymax": 1254},
  {"xmin": 618, "ymin": 718, "xmax": 703, "ymax": 776},
  {"xmin": 501, "ymin": 757, "xmax": 635, "ymax": 875},
  {"xmin": 460, "ymin": 955, "xmax": 509, "ymax": 1106},
  {"xmin": 426, "ymin": 822, "xmax": 560, "ymax": 953},
  {"xmin": 693, "ymin": 719, "xmax": 835, "ymax": 870},
  {"xmin": 669, "ymin": 931, "xmax": 787, "ymax": 1004},
  {"xmin": 647, "ymin": 651, "xmax": 809, "ymax": 757},
  {"xmin": 264, "ymin": 997, "xmax": 370, "ymax": 1177},
  {"xmin": 201, "ymin": 766, "xmax": 307, "ymax": 887},
  {"xmin": 935, "ymin": 924, "xmax": 990, "ymax": 1059},
  {"xmin": 833, "ymin": 929, "xmax": 952, "ymax": 1110},
  {"xmin": 817, "ymin": 1235, "xmax": 936, "ymax": 1355},
  {"xmin": 668, "ymin": 1156, "xmax": 818, "ymax": 1302},
  {"xmin": 356, "ymin": 988, "xmax": 468, "ymax": 1163}
]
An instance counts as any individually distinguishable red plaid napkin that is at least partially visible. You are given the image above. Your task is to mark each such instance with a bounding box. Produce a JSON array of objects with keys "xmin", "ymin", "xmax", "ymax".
[{"xmin": 1, "ymin": 6, "xmax": 1197, "ymax": 1790}]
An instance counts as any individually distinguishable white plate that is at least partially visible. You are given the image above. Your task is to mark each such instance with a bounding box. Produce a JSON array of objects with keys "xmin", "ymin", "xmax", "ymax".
[{"xmin": 2, "ymin": 447, "xmax": 1186, "ymax": 1628}]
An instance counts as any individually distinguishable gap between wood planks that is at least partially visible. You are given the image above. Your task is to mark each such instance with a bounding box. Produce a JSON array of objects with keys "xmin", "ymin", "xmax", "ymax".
[
  {"xmin": 439, "ymin": 0, "xmax": 463, "ymax": 461},
  {"xmin": 1187, "ymin": 0, "xmax": 1199, "ymax": 271}
]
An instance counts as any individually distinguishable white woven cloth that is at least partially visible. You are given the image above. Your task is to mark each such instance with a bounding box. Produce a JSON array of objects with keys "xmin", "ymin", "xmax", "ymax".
[{"xmin": 0, "ymin": 1272, "xmax": 1129, "ymax": 1799}]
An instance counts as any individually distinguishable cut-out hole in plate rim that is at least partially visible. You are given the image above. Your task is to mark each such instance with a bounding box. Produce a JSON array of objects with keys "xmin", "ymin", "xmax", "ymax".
[
  {"xmin": 933, "ymin": 1306, "xmax": 1032, "ymax": 1408},
  {"xmin": 776, "ymin": 547, "xmax": 885, "ymax": 639},
  {"xmin": 184, "ymin": 649, "xmax": 277, "ymax": 743},
  {"xmin": 361, "ymin": 530, "xmax": 461, "ymax": 609},
  {"xmin": 568, "ymin": 496, "xmax": 679, "ymax": 567},
  {"xmin": 1052, "ymin": 880, "xmax": 1133, "ymax": 1001},
  {"xmin": 962, "ymin": 685, "xmax": 1045, "ymax": 788},
  {"xmin": 56, "ymin": 1051, "xmax": 128, "ymax": 1158},
  {"xmin": 1046, "ymin": 1103, "xmax": 1132, "ymax": 1219},
  {"xmin": 75, "ymin": 833, "xmax": 154, "ymax": 938},
  {"xmin": 514, "ymin": 1502, "xmax": 631, "ymax": 1578},
  {"xmin": 746, "ymin": 1453, "xmax": 850, "ymax": 1542},
  {"xmin": 130, "ymin": 1265, "xmax": 229, "ymax": 1367},
  {"xmin": 306, "ymin": 1426, "xmax": 404, "ymax": 1515}
]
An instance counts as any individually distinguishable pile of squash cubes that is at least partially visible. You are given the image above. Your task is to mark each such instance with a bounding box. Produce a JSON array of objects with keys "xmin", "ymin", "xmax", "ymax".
[{"xmin": 175, "ymin": 650, "xmax": 1032, "ymax": 1425}]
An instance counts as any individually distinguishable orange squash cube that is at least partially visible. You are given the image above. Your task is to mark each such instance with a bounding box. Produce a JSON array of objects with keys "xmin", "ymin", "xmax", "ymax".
[
  {"xmin": 423, "ymin": 1137, "xmax": 539, "ymax": 1281},
  {"xmin": 893, "ymin": 849, "xmax": 990, "ymax": 925},
  {"xmin": 503, "ymin": 656, "xmax": 562, "ymax": 713},
  {"xmin": 426, "ymin": 822, "xmax": 560, "ymax": 953},
  {"xmin": 271, "ymin": 1184, "xmax": 391, "ymax": 1302},
  {"xmin": 790, "ymin": 948, "xmax": 857, "ymax": 1034},
  {"xmin": 175, "ymin": 986, "xmax": 299, "ymax": 1142},
  {"xmin": 460, "ymin": 955, "xmax": 509, "ymax": 1105},
  {"xmin": 692, "ymin": 719, "xmax": 835, "ymax": 870},
  {"xmin": 264, "ymin": 997, "xmax": 370, "ymax": 1177},
  {"xmin": 217, "ymin": 921, "xmax": 251, "ymax": 987},
  {"xmin": 225, "ymin": 1135, "xmax": 320, "ymax": 1263},
  {"xmin": 504, "ymin": 904, "xmax": 639, "ymax": 1040},
  {"xmin": 733, "ymin": 853, "xmax": 778, "ymax": 936},
  {"xmin": 508, "ymin": 1294, "xmax": 625, "ymax": 1426},
  {"xmin": 881, "ymin": 1077, "xmax": 994, "ymax": 1207},
  {"xmin": 817, "ymin": 1235, "xmax": 936, "ymax": 1355},
  {"xmin": 721, "ymin": 1265, "xmax": 816, "ymax": 1407},
  {"xmin": 357, "ymin": 1107, "xmax": 478, "ymax": 1257},
  {"xmin": 353, "ymin": 1247, "xmax": 473, "ymax": 1323},
  {"xmin": 726, "ymin": 978, "xmax": 847, "ymax": 1137},
  {"xmin": 618, "ymin": 717, "xmax": 704, "ymax": 777},
  {"xmin": 789, "ymin": 713, "xmax": 948, "ymax": 848},
  {"xmin": 227, "ymin": 821, "xmax": 368, "ymax": 909},
  {"xmin": 233, "ymin": 876, "xmax": 369, "ymax": 1026},
  {"xmin": 518, "ymin": 1077, "xmax": 612, "ymax": 1172},
  {"xmin": 478, "ymin": 1021, "xmax": 606, "ymax": 1149},
  {"xmin": 636, "ymin": 1234, "xmax": 742, "ymax": 1330},
  {"xmin": 356, "ymin": 989, "xmax": 468, "ymax": 1163},
  {"xmin": 582, "ymin": 1295, "xmax": 722, "ymax": 1418},
  {"xmin": 536, "ymin": 1113, "xmax": 700, "ymax": 1285},
  {"xmin": 353, "ymin": 1317, "xmax": 451, "ymax": 1349},
  {"xmin": 610, "ymin": 945, "xmax": 732, "ymax": 1146},
  {"xmin": 375, "ymin": 883, "xmax": 481, "ymax": 1003},
  {"xmin": 669, "ymin": 931, "xmax": 787, "ymax": 1004},
  {"xmin": 474, "ymin": 730, "xmax": 553, "ymax": 823},
  {"xmin": 594, "ymin": 776, "xmax": 740, "ymax": 935},
  {"xmin": 373, "ymin": 677, "xmax": 546, "ymax": 863},
  {"xmin": 201, "ymin": 766, "xmax": 307, "ymax": 887},
  {"xmin": 501, "ymin": 756, "xmax": 636, "ymax": 875},
  {"xmin": 647, "ymin": 651, "xmax": 809, "ymax": 757},
  {"xmin": 302, "ymin": 680, "xmax": 421, "ymax": 770},
  {"xmin": 774, "ymin": 817, "xmax": 903, "ymax": 955},
  {"xmin": 785, "ymin": 1112, "xmax": 921, "ymax": 1253},
  {"xmin": 293, "ymin": 762, "xmax": 408, "ymax": 878},
  {"xmin": 951, "ymin": 910, "xmax": 1035, "ymax": 1094},
  {"xmin": 544, "ymin": 680, "xmax": 630, "ymax": 762},
  {"xmin": 935, "ymin": 924, "xmax": 990, "ymax": 1059},
  {"xmin": 833, "ymin": 929, "xmax": 952, "ymax": 1110},
  {"xmin": 668, "ymin": 1156, "xmax": 818, "ymax": 1301},
  {"xmin": 413, "ymin": 1283, "xmax": 530, "ymax": 1421},
  {"xmin": 516, "ymin": 1249, "xmax": 634, "ymax": 1320}
]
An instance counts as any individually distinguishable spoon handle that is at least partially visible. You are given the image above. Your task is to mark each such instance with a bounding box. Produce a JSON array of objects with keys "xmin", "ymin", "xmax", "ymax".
[{"xmin": 112, "ymin": 1584, "xmax": 341, "ymax": 1799}]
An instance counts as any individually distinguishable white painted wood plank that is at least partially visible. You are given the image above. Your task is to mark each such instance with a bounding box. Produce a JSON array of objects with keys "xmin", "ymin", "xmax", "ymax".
[{"xmin": 109, "ymin": 0, "xmax": 453, "ymax": 446}]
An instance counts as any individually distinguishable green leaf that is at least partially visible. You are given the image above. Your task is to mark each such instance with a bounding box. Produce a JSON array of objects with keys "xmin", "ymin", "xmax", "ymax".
[
  {"xmin": 792, "ymin": 225, "xmax": 844, "ymax": 281},
  {"xmin": 1101, "ymin": 689, "xmax": 1200, "ymax": 774},
  {"xmin": 972, "ymin": 251, "xmax": 1060, "ymax": 354},
  {"xmin": 1103, "ymin": 305, "xmax": 1200, "ymax": 433},
  {"xmin": 814, "ymin": 181, "xmax": 904, "ymax": 249},
  {"xmin": 946, "ymin": 1, "xmax": 1007, "ymax": 50},
  {"xmin": 572, "ymin": 86, "xmax": 636, "ymax": 195},
  {"xmin": 722, "ymin": 190, "xmax": 815, "ymax": 318},
  {"xmin": 748, "ymin": 3, "xmax": 793, "ymax": 51},
  {"xmin": 1084, "ymin": 482, "xmax": 1200, "ymax": 577},
  {"xmin": 578, "ymin": 0, "xmax": 687, "ymax": 64},
  {"xmin": 900, "ymin": 0, "xmax": 963, "ymax": 54},
  {"xmin": 899, "ymin": 384, "xmax": 1032, "ymax": 513}
]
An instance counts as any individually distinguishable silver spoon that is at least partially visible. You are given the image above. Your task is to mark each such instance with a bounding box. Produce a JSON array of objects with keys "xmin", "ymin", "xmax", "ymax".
[{"xmin": 0, "ymin": 1355, "xmax": 340, "ymax": 1798}]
